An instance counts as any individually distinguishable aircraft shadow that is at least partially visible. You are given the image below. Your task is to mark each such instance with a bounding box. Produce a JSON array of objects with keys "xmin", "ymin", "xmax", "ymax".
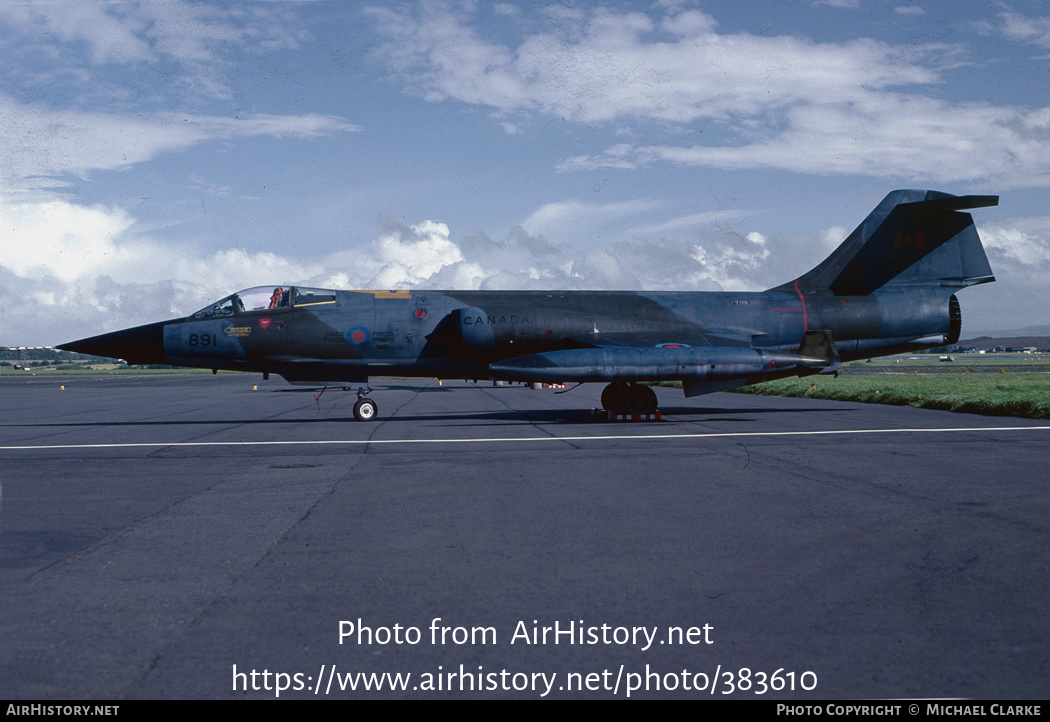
[
  {"xmin": 272, "ymin": 384, "xmax": 457, "ymax": 393},
  {"xmin": 8, "ymin": 405, "xmax": 844, "ymax": 429}
]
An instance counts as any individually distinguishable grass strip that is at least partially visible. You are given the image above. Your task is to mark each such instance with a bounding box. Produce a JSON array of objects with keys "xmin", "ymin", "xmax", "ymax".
[{"xmin": 730, "ymin": 373, "xmax": 1050, "ymax": 419}]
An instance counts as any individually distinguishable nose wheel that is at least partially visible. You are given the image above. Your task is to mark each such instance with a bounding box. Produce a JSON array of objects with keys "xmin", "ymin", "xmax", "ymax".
[
  {"xmin": 352, "ymin": 386, "xmax": 378, "ymax": 421},
  {"xmin": 601, "ymin": 382, "xmax": 658, "ymax": 415},
  {"xmin": 353, "ymin": 397, "xmax": 378, "ymax": 421}
]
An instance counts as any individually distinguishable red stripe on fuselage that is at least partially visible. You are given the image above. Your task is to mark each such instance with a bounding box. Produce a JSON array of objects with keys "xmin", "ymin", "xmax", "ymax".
[{"xmin": 794, "ymin": 279, "xmax": 809, "ymax": 332}]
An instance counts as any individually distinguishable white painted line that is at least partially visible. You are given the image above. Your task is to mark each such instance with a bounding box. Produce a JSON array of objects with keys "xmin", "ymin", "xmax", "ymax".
[{"xmin": 3, "ymin": 425, "xmax": 1050, "ymax": 451}]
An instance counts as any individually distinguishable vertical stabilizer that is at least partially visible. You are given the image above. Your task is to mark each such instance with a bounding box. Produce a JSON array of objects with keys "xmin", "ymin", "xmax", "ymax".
[{"xmin": 773, "ymin": 190, "xmax": 997, "ymax": 295}]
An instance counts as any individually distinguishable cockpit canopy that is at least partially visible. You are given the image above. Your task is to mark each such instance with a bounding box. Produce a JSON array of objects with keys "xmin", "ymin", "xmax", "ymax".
[{"xmin": 192, "ymin": 286, "xmax": 338, "ymax": 319}]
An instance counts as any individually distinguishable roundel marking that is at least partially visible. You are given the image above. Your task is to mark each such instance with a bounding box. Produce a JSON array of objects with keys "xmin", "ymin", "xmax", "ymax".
[{"xmin": 346, "ymin": 326, "xmax": 371, "ymax": 345}]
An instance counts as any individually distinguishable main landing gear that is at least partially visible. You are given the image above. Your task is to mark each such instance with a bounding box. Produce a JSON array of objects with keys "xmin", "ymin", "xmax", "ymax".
[
  {"xmin": 600, "ymin": 381, "xmax": 658, "ymax": 415},
  {"xmin": 353, "ymin": 387, "xmax": 378, "ymax": 421}
]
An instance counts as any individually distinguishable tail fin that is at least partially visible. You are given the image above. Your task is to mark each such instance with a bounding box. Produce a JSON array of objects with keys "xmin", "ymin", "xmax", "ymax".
[{"xmin": 773, "ymin": 190, "xmax": 997, "ymax": 295}]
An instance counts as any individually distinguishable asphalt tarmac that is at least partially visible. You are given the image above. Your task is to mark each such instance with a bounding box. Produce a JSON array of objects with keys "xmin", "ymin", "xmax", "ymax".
[{"xmin": 2, "ymin": 373, "xmax": 1047, "ymax": 699}]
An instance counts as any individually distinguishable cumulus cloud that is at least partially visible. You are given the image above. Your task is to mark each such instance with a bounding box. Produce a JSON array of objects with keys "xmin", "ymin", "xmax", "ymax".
[
  {"xmin": 330, "ymin": 217, "xmax": 468, "ymax": 288},
  {"xmin": 936, "ymin": 218, "xmax": 1050, "ymax": 333},
  {"xmin": 366, "ymin": 3, "xmax": 1050, "ymax": 187},
  {"xmin": 980, "ymin": 217, "xmax": 1050, "ymax": 272},
  {"xmin": 0, "ymin": 198, "xmax": 326, "ymax": 343}
]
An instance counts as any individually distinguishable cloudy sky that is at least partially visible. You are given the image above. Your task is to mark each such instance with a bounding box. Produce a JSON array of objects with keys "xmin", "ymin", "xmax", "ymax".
[{"xmin": 2, "ymin": 0, "xmax": 1049, "ymax": 346}]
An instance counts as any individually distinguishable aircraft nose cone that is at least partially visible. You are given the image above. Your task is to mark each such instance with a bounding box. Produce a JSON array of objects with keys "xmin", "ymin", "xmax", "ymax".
[{"xmin": 58, "ymin": 321, "xmax": 167, "ymax": 365}]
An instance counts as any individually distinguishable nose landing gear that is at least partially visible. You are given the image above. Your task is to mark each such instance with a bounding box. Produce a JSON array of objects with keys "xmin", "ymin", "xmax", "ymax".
[
  {"xmin": 600, "ymin": 382, "xmax": 658, "ymax": 415},
  {"xmin": 353, "ymin": 387, "xmax": 378, "ymax": 421}
]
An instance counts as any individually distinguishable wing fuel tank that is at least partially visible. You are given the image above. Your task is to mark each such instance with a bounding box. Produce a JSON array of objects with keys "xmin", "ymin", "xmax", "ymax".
[{"xmin": 490, "ymin": 346, "xmax": 833, "ymax": 383}]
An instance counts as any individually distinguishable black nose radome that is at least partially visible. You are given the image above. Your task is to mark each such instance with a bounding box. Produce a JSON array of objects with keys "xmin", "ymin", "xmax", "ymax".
[{"xmin": 58, "ymin": 321, "xmax": 167, "ymax": 365}]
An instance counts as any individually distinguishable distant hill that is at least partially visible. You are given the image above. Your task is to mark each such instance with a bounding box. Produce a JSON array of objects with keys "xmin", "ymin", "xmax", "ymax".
[
  {"xmin": 958, "ymin": 336, "xmax": 1050, "ymax": 350},
  {"xmin": 968, "ymin": 324, "xmax": 1050, "ymax": 338}
]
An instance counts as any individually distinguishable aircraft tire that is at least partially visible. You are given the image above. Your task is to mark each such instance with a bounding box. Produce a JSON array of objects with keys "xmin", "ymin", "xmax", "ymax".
[
  {"xmin": 646, "ymin": 385, "xmax": 658, "ymax": 411},
  {"xmin": 626, "ymin": 384, "xmax": 658, "ymax": 414},
  {"xmin": 601, "ymin": 382, "xmax": 629, "ymax": 414},
  {"xmin": 353, "ymin": 398, "xmax": 378, "ymax": 422}
]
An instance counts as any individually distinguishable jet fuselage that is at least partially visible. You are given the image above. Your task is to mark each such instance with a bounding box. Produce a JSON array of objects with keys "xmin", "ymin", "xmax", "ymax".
[{"xmin": 74, "ymin": 285, "xmax": 952, "ymax": 381}]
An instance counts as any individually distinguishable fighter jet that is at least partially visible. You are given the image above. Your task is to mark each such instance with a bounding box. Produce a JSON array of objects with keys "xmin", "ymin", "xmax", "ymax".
[{"xmin": 59, "ymin": 190, "xmax": 997, "ymax": 420}]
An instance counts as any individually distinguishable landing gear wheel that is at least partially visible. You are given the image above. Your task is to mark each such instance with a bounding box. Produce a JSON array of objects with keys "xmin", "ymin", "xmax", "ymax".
[
  {"xmin": 627, "ymin": 384, "xmax": 658, "ymax": 414},
  {"xmin": 601, "ymin": 382, "xmax": 629, "ymax": 414},
  {"xmin": 602, "ymin": 382, "xmax": 658, "ymax": 415},
  {"xmin": 353, "ymin": 398, "xmax": 378, "ymax": 421}
]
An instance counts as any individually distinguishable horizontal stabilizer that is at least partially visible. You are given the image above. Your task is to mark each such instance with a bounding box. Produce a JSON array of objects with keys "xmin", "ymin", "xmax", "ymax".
[{"xmin": 905, "ymin": 195, "xmax": 999, "ymax": 211}]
